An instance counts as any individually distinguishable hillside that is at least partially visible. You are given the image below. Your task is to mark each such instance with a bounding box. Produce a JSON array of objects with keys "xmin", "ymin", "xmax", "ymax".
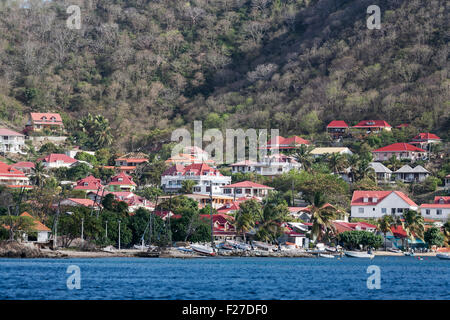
[{"xmin": 0, "ymin": 0, "xmax": 448, "ymax": 151}]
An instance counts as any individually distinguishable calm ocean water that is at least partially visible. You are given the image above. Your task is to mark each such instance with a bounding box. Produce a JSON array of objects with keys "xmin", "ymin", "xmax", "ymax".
[{"xmin": 0, "ymin": 257, "xmax": 448, "ymax": 300}]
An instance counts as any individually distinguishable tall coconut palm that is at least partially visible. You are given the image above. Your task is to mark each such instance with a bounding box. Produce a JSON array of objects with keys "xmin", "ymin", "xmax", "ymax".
[
  {"xmin": 309, "ymin": 192, "xmax": 338, "ymax": 243},
  {"xmin": 327, "ymin": 152, "xmax": 348, "ymax": 174},
  {"xmin": 347, "ymin": 154, "xmax": 360, "ymax": 183},
  {"xmin": 255, "ymin": 192, "xmax": 290, "ymax": 245},
  {"xmin": 93, "ymin": 115, "xmax": 113, "ymax": 148},
  {"xmin": 376, "ymin": 215, "xmax": 393, "ymax": 251},
  {"xmin": 355, "ymin": 159, "xmax": 375, "ymax": 181},
  {"xmin": 402, "ymin": 209, "xmax": 425, "ymax": 249},
  {"xmin": 30, "ymin": 161, "xmax": 46, "ymax": 187},
  {"xmin": 294, "ymin": 145, "xmax": 314, "ymax": 172},
  {"xmin": 234, "ymin": 199, "xmax": 260, "ymax": 243}
]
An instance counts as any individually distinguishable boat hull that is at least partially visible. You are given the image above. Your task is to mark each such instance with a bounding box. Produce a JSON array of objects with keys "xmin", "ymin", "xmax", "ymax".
[
  {"xmin": 436, "ymin": 253, "xmax": 450, "ymax": 260},
  {"xmin": 344, "ymin": 251, "xmax": 375, "ymax": 259}
]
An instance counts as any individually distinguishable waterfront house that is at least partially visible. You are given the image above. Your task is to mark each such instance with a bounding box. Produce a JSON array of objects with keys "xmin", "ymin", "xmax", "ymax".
[
  {"xmin": 409, "ymin": 133, "xmax": 441, "ymax": 151},
  {"xmin": 371, "ymin": 143, "xmax": 427, "ymax": 162},
  {"xmin": 420, "ymin": 197, "xmax": 450, "ymax": 221},
  {"xmin": 369, "ymin": 162, "xmax": 392, "ymax": 183},
  {"xmin": 107, "ymin": 172, "xmax": 137, "ymax": 192},
  {"xmin": 262, "ymin": 135, "xmax": 310, "ymax": 151},
  {"xmin": 200, "ymin": 214, "xmax": 237, "ymax": 241},
  {"xmin": 161, "ymin": 163, "xmax": 231, "ymax": 195},
  {"xmin": 11, "ymin": 162, "xmax": 35, "ymax": 175},
  {"xmin": 350, "ymin": 190, "xmax": 418, "ymax": 219},
  {"xmin": 38, "ymin": 153, "xmax": 78, "ymax": 169},
  {"xmin": 230, "ymin": 154, "xmax": 301, "ymax": 176},
  {"xmin": 74, "ymin": 175, "xmax": 104, "ymax": 193},
  {"xmin": 333, "ymin": 221, "xmax": 377, "ymax": 234},
  {"xmin": 393, "ymin": 165, "xmax": 430, "ymax": 183},
  {"xmin": 288, "ymin": 207, "xmax": 311, "ymax": 221},
  {"xmin": 352, "ymin": 120, "xmax": 392, "ymax": 133},
  {"xmin": 326, "ymin": 120, "xmax": 349, "ymax": 139},
  {"xmin": 310, "ymin": 147, "xmax": 353, "ymax": 158},
  {"xmin": 0, "ymin": 161, "xmax": 30, "ymax": 187},
  {"xmin": 0, "ymin": 128, "xmax": 26, "ymax": 154},
  {"xmin": 221, "ymin": 181, "xmax": 274, "ymax": 199},
  {"xmin": 19, "ymin": 212, "xmax": 51, "ymax": 243},
  {"xmin": 25, "ymin": 112, "xmax": 64, "ymax": 134},
  {"xmin": 59, "ymin": 198, "xmax": 101, "ymax": 210},
  {"xmin": 278, "ymin": 222, "xmax": 308, "ymax": 247}
]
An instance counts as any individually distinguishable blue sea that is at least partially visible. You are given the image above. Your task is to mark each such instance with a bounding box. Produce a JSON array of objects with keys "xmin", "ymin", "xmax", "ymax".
[{"xmin": 0, "ymin": 257, "xmax": 448, "ymax": 300}]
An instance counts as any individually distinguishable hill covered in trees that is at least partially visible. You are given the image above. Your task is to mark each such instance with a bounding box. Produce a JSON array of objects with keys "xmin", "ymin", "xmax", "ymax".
[{"xmin": 0, "ymin": 0, "xmax": 448, "ymax": 151}]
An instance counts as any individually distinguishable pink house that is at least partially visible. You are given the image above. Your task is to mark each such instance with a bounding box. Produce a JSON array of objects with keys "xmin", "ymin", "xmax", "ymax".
[{"xmin": 371, "ymin": 143, "xmax": 427, "ymax": 162}]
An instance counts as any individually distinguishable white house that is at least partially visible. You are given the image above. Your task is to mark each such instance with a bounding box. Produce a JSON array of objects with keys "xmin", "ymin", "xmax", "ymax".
[
  {"xmin": 350, "ymin": 190, "xmax": 418, "ymax": 219},
  {"xmin": 393, "ymin": 165, "xmax": 430, "ymax": 183},
  {"xmin": 221, "ymin": 181, "xmax": 274, "ymax": 199},
  {"xmin": 19, "ymin": 212, "xmax": 51, "ymax": 243},
  {"xmin": 161, "ymin": 163, "xmax": 231, "ymax": 195},
  {"xmin": 0, "ymin": 128, "xmax": 26, "ymax": 154},
  {"xmin": 420, "ymin": 196, "xmax": 450, "ymax": 221},
  {"xmin": 369, "ymin": 162, "xmax": 392, "ymax": 183},
  {"xmin": 0, "ymin": 161, "xmax": 30, "ymax": 187},
  {"xmin": 38, "ymin": 153, "xmax": 78, "ymax": 169},
  {"xmin": 310, "ymin": 147, "xmax": 353, "ymax": 158},
  {"xmin": 230, "ymin": 154, "xmax": 301, "ymax": 176}
]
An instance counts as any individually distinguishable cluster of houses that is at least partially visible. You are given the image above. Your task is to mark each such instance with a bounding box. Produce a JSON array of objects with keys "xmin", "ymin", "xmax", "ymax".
[{"xmin": 0, "ymin": 115, "xmax": 448, "ymax": 248}]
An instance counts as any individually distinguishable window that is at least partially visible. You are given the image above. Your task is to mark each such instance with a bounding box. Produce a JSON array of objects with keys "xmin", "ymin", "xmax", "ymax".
[
  {"xmin": 397, "ymin": 208, "xmax": 403, "ymax": 214},
  {"xmin": 425, "ymin": 209, "xmax": 430, "ymax": 215},
  {"xmin": 206, "ymin": 187, "xmax": 211, "ymax": 192},
  {"xmin": 437, "ymin": 209, "xmax": 442, "ymax": 215},
  {"xmin": 381, "ymin": 208, "xmax": 387, "ymax": 214},
  {"xmin": 358, "ymin": 208, "xmax": 364, "ymax": 214},
  {"xmin": 363, "ymin": 197, "xmax": 368, "ymax": 203},
  {"xmin": 236, "ymin": 189, "xmax": 242, "ymax": 194}
]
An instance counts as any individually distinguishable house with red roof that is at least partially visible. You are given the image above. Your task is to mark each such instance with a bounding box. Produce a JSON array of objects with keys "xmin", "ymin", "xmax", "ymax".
[
  {"xmin": 326, "ymin": 121, "xmax": 349, "ymax": 139},
  {"xmin": 38, "ymin": 153, "xmax": 78, "ymax": 169},
  {"xmin": 0, "ymin": 128, "xmax": 26, "ymax": 154},
  {"xmin": 115, "ymin": 152, "xmax": 149, "ymax": 168},
  {"xmin": 74, "ymin": 175, "xmax": 104, "ymax": 193},
  {"xmin": 87, "ymin": 190, "xmax": 154, "ymax": 212},
  {"xmin": 409, "ymin": 133, "xmax": 441, "ymax": 151},
  {"xmin": 333, "ymin": 221, "xmax": 377, "ymax": 235},
  {"xmin": 19, "ymin": 212, "xmax": 51, "ymax": 243},
  {"xmin": 161, "ymin": 163, "xmax": 231, "ymax": 195},
  {"xmin": 199, "ymin": 214, "xmax": 236, "ymax": 240},
  {"xmin": 371, "ymin": 143, "xmax": 427, "ymax": 162},
  {"xmin": 11, "ymin": 162, "xmax": 35, "ymax": 175},
  {"xmin": 0, "ymin": 161, "xmax": 30, "ymax": 187},
  {"xmin": 352, "ymin": 120, "xmax": 392, "ymax": 133},
  {"xmin": 221, "ymin": 181, "xmax": 274, "ymax": 199},
  {"xmin": 420, "ymin": 196, "xmax": 450, "ymax": 221},
  {"xmin": 351, "ymin": 190, "xmax": 418, "ymax": 219},
  {"xmin": 25, "ymin": 112, "xmax": 64, "ymax": 134},
  {"xmin": 59, "ymin": 198, "xmax": 102, "ymax": 210},
  {"xmin": 263, "ymin": 135, "xmax": 310, "ymax": 150},
  {"xmin": 107, "ymin": 172, "xmax": 137, "ymax": 192}
]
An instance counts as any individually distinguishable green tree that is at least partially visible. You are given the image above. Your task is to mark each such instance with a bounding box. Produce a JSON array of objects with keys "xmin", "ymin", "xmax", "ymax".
[
  {"xmin": 181, "ymin": 180, "xmax": 197, "ymax": 194},
  {"xmin": 235, "ymin": 199, "xmax": 261, "ymax": 242},
  {"xmin": 376, "ymin": 215, "xmax": 393, "ymax": 251},
  {"xmin": 424, "ymin": 227, "xmax": 444, "ymax": 248},
  {"xmin": 402, "ymin": 210, "xmax": 425, "ymax": 249},
  {"xmin": 309, "ymin": 192, "xmax": 338, "ymax": 243}
]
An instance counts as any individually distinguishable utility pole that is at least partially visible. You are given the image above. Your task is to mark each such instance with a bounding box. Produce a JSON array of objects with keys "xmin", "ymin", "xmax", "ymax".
[
  {"xmin": 118, "ymin": 220, "xmax": 121, "ymax": 250},
  {"xmin": 81, "ymin": 218, "xmax": 84, "ymax": 243},
  {"xmin": 105, "ymin": 220, "xmax": 108, "ymax": 239},
  {"xmin": 209, "ymin": 181, "xmax": 215, "ymax": 251}
]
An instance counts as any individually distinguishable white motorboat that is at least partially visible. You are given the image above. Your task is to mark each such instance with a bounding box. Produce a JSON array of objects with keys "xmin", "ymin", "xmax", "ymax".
[
  {"xmin": 344, "ymin": 251, "xmax": 375, "ymax": 259},
  {"xmin": 252, "ymin": 241, "xmax": 275, "ymax": 251},
  {"xmin": 318, "ymin": 253, "xmax": 335, "ymax": 258},
  {"xmin": 387, "ymin": 248, "xmax": 402, "ymax": 253},
  {"xmin": 436, "ymin": 253, "xmax": 450, "ymax": 260},
  {"xmin": 191, "ymin": 244, "xmax": 215, "ymax": 256}
]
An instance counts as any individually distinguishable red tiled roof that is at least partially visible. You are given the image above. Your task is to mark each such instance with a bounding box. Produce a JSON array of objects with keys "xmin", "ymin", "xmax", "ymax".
[
  {"xmin": 0, "ymin": 161, "xmax": 27, "ymax": 178},
  {"xmin": 288, "ymin": 207, "xmax": 309, "ymax": 213},
  {"xmin": 12, "ymin": 162, "xmax": 35, "ymax": 169},
  {"xmin": 221, "ymin": 181, "xmax": 273, "ymax": 189},
  {"xmin": 420, "ymin": 203, "xmax": 450, "ymax": 209},
  {"xmin": 434, "ymin": 196, "xmax": 450, "ymax": 204},
  {"xmin": 0, "ymin": 128, "xmax": 24, "ymax": 136},
  {"xmin": 108, "ymin": 172, "xmax": 136, "ymax": 186},
  {"xmin": 38, "ymin": 154, "xmax": 77, "ymax": 164},
  {"xmin": 162, "ymin": 163, "xmax": 222, "ymax": 176},
  {"xmin": 372, "ymin": 143, "xmax": 426, "ymax": 153},
  {"xmin": 66, "ymin": 198, "xmax": 100, "ymax": 207},
  {"xmin": 20, "ymin": 212, "xmax": 51, "ymax": 232},
  {"xmin": 413, "ymin": 133, "xmax": 441, "ymax": 141},
  {"xmin": 390, "ymin": 225, "xmax": 407, "ymax": 238},
  {"xmin": 30, "ymin": 112, "xmax": 63, "ymax": 123},
  {"xmin": 74, "ymin": 175, "xmax": 103, "ymax": 190},
  {"xmin": 353, "ymin": 120, "xmax": 391, "ymax": 128},
  {"xmin": 327, "ymin": 120, "xmax": 349, "ymax": 128},
  {"xmin": 266, "ymin": 135, "xmax": 310, "ymax": 147},
  {"xmin": 351, "ymin": 190, "xmax": 417, "ymax": 207}
]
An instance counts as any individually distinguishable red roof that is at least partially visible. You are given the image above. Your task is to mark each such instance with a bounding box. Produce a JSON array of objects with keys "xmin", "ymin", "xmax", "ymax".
[
  {"xmin": 351, "ymin": 190, "xmax": 417, "ymax": 207},
  {"xmin": 30, "ymin": 112, "xmax": 63, "ymax": 123},
  {"xmin": 413, "ymin": 133, "xmax": 441, "ymax": 141},
  {"xmin": 353, "ymin": 120, "xmax": 391, "ymax": 128},
  {"xmin": 0, "ymin": 128, "xmax": 24, "ymax": 136},
  {"xmin": 39, "ymin": 154, "xmax": 77, "ymax": 164},
  {"xmin": 162, "ymin": 163, "xmax": 222, "ymax": 176},
  {"xmin": 221, "ymin": 181, "xmax": 273, "ymax": 189},
  {"xmin": 65, "ymin": 198, "xmax": 100, "ymax": 208},
  {"xmin": 0, "ymin": 161, "xmax": 27, "ymax": 178},
  {"xmin": 327, "ymin": 120, "xmax": 349, "ymax": 128},
  {"xmin": 108, "ymin": 172, "xmax": 136, "ymax": 186},
  {"xmin": 372, "ymin": 143, "xmax": 426, "ymax": 153},
  {"xmin": 434, "ymin": 196, "xmax": 450, "ymax": 204},
  {"xmin": 420, "ymin": 203, "xmax": 450, "ymax": 209},
  {"xmin": 12, "ymin": 162, "xmax": 35, "ymax": 169},
  {"xmin": 217, "ymin": 201, "xmax": 241, "ymax": 214},
  {"xmin": 266, "ymin": 135, "xmax": 310, "ymax": 148},
  {"xmin": 390, "ymin": 225, "xmax": 407, "ymax": 238},
  {"xmin": 74, "ymin": 175, "xmax": 103, "ymax": 190}
]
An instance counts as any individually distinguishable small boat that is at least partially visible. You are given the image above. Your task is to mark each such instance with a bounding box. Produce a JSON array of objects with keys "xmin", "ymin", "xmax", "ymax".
[
  {"xmin": 318, "ymin": 253, "xmax": 335, "ymax": 258},
  {"xmin": 217, "ymin": 242, "xmax": 234, "ymax": 250},
  {"xmin": 387, "ymin": 248, "xmax": 402, "ymax": 253},
  {"xmin": 191, "ymin": 244, "xmax": 215, "ymax": 256},
  {"xmin": 176, "ymin": 247, "xmax": 193, "ymax": 253},
  {"xmin": 436, "ymin": 253, "xmax": 450, "ymax": 260},
  {"xmin": 252, "ymin": 241, "xmax": 275, "ymax": 251},
  {"xmin": 325, "ymin": 247, "xmax": 337, "ymax": 253},
  {"xmin": 102, "ymin": 245, "xmax": 116, "ymax": 253},
  {"xmin": 344, "ymin": 251, "xmax": 375, "ymax": 259},
  {"xmin": 404, "ymin": 252, "xmax": 415, "ymax": 257}
]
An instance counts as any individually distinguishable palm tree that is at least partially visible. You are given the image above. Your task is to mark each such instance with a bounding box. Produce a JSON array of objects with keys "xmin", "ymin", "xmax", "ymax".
[
  {"xmin": 294, "ymin": 145, "xmax": 314, "ymax": 172},
  {"xmin": 30, "ymin": 161, "xmax": 46, "ymax": 187},
  {"xmin": 327, "ymin": 153, "xmax": 348, "ymax": 174},
  {"xmin": 234, "ymin": 199, "xmax": 260, "ymax": 243},
  {"xmin": 309, "ymin": 192, "xmax": 338, "ymax": 243},
  {"xmin": 347, "ymin": 154, "xmax": 360, "ymax": 183},
  {"xmin": 255, "ymin": 192, "xmax": 290, "ymax": 245},
  {"xmin": 387, "ymin": 155, "xmax": 402, "ymax": 171},
  {"xmin": 93, "ymin": 115, "xmax": 113, "ymax": 148},
  {"xmin": 376, "ymin": 215, "xmax": 393, "ymax": 251},
  {"xmin": 355, "ymin": 159, "xmax": 375, "ymax": 181},
  {"xmin": 402, "ymin": 210, "xmax": 425, "ymax": 250}
]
